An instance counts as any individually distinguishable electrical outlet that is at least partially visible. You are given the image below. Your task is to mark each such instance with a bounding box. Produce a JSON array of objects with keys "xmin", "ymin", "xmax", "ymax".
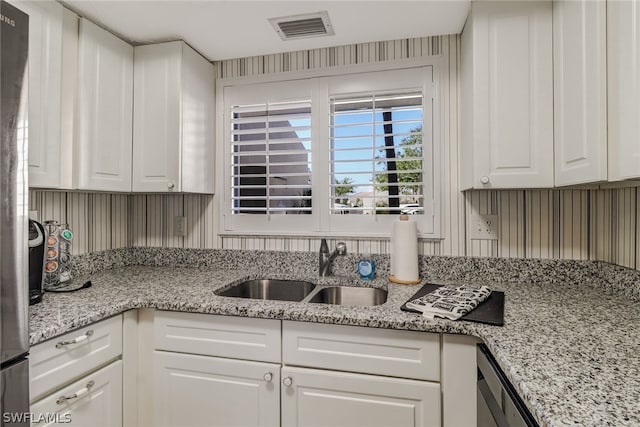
[
  {"xmin": 174, "ymin": 216, "xmax": 187, "ymax": 237},
  {"xmin": 469, "ymin": 213, "xmax": 499, "ymax": 240}
]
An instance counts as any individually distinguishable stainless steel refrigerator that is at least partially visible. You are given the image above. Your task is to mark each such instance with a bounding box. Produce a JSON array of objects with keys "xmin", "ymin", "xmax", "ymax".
[{"xmin": 1, "ymin": 1, "xmax": 30, "ymax": 425}]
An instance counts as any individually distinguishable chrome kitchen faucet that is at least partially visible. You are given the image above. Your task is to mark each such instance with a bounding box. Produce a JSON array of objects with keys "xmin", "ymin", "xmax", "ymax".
[{"xmin": 319, "ymin": 239, "xmax": 347, "ymax": 277}]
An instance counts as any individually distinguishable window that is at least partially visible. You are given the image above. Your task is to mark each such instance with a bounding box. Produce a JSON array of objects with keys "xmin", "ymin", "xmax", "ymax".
[
  {"xmin": 330, "ymin": 92, "xmax": 424, "ymax": 216},
  {"xmin": 231, "ymin": 101, "xmax": 312, "ymax": 214},
  {"xmin": 221, "ymin": 66, "xmax": 438, "ymax": 237}
]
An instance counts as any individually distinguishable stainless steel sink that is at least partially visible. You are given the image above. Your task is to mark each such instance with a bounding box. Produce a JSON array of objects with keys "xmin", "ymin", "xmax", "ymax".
[
  {"xmin": 216, "ymin": 279, "xmax": 316, "ymax": 302},
  {"xmin": 306, "ymin": 286, "xmax": 387, "ymax": 306}
]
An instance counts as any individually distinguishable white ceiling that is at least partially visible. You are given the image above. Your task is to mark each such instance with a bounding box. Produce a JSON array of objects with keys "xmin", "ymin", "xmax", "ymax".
[{"xmin": 61, "ymin": 1, "xmax": 470, "ymax": 61}]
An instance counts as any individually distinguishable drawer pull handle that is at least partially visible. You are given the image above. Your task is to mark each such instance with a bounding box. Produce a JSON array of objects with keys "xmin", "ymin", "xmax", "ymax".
[
  {"xmin": 55, "ymin": 329, "xmax": 94, "ymax": 349},
  {"xmin": 263, "ymin": 372, "xmax": 273, "ymax": 382},
  {"xmin": 56, "ymin": 380, "xmax": 95, "ymax": 405},
  {"xmin": 282, "ymin": 377, "xmax": 293, "ymax": 387}
]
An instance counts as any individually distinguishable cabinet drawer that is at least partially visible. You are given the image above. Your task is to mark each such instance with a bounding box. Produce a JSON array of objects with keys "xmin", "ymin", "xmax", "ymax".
[
  {"xmin": 30, "ymin": 315, "xmax": 123, "ymax": 402},
  {"xmin": 154, "ymin": 311, "xmax": 281, "ymax": 363},
  {"xmin": 283, "ymin": 321, "xmax": 440, "ymax": 381},
  {"xmin": 31, "ymin": 360, "xmax": 123, "ymax": 426}
]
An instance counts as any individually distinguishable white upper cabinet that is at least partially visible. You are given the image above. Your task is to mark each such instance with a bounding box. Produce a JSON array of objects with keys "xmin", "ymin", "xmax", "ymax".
[
  {"xmin": 460, "ymin": 1, "xmax": 553, "ymax": 190},
  {"xmin": 553, "ymin": 0, "xmax": 607, "ymax": 186},
  {"xmin": 14, "ymin": 0, "xmax": 64, "ymax": 188},
  {"xmin": 608, "ymin": 0, "xmax": 640, "ymax": 182},
  {"xmin": 133, "ymin": 41, "xmax": 215, "ymax": 193},
  {"xmin": 76, "ymin": 18, "xmax": 133, "ymax": 192}
]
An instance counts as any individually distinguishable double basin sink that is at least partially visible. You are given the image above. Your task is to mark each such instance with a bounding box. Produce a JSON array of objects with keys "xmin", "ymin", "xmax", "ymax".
[{"xmin": 216, "ymin": 279, "xmax": 387, "ymax": 307}]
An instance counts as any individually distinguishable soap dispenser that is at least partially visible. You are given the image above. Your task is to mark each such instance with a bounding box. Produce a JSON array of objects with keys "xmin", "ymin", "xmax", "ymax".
[{"xmin": 357, "ymin": 254, "xmax": 376, "ymax": 280}]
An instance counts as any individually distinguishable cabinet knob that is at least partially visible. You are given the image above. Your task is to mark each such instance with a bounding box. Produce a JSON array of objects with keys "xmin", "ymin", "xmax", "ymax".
[
  {"xmin": 480, "ymin": 176, "xmax": 490, "ymax": 185},
  {"xmin": 167, "ymin": 182, "xmax": 175, "ymax": 190},
  {"xmin": 263, "ymin": 372, "xmax": 273, "ymax": 382},
  {"xmin": 282, "ymin": 377, "xmax": 293, "ymax": 387}
]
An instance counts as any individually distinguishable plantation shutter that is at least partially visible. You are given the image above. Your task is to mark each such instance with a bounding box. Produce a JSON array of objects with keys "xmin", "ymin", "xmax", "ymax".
[
  {"xmin": 230, "ymin": 100, "xmax": 313, "ymax": 215},
  {"xmin": 329, "ymin": 92, "xmax": 424, "ymax": 215}
]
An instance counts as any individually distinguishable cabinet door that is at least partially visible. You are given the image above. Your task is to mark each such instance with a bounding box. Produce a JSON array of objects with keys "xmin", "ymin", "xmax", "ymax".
[
  {"xmin": 553, "ymin": 0, "xmax": 607, "ymax": 186},
  {"xmin": 30, "ymin": 360, "xmax": 122, "ymax": 427},
  {"xmin": 133, "ymin": 41, "xmax": 215, "ymax": 193},
  {"xmin": 281, "ymin": 366, "xmax": 440, "ymax": 427},
  {"xmin": 13, "ymin": 0, "xmax": 63, "ymax": 188},
  {"xmin": 461, "ymin": 1, "xmax": 553, "ymax": 189},
  {"xmin": 608, "ymin": 0, "xmax": 640, "ymax": 181},
  {"xmin": 180, "ymin": 43, "xmax": 215, "ymax": 194},
  {"xmin": 153, "ymin": 351, "xmax": 280, "ymax": 427},
  {"xmin": 132, "ymin": 42, "xmax": 181, "ymax": 192},
  {"xmin": 77, "ymin": 18, "xmax": 133, "ymax": 192}
]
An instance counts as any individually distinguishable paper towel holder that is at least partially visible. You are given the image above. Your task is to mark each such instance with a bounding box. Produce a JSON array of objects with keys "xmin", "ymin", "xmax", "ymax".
[
  {"xmin": 389, "ymin": 275, "xmax": 422, "ymax": 285},
  {"xmin": 389, "ymin": 214, "xmax": 421, "ymax": 285}
]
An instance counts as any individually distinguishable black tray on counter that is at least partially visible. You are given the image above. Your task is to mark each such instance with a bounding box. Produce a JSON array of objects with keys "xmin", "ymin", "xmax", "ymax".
[{"xmin": 400, "ymin": 283, "xmax": 504, "ymax": 326}]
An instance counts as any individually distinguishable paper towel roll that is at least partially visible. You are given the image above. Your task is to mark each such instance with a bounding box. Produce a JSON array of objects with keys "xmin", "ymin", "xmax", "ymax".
[{"xmin": 390, "ymin": 215, "xmax": 420, "ymax": 284}]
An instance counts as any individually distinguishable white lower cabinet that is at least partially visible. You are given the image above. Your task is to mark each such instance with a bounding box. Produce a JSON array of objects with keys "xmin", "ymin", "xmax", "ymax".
[
  {"xmin": 29, "ymin": 315, "xmax": 123, "ymax": 403},
  {"xmin": 281, "ymin": 321, "xmax": 441, "ymax": 427},
  {"xmin": 30, "ymin": 360, "xmax": 122, "ymax": 426},
  {"xmin": 281, "ymin": 366, "xmax": 440, "ymax": 427},
  {"xmin": 26, "ymin": 310, "xmax": 476, "ymax": 427},
  {"xmin": 141, "ymin": 310, "xmax": 475, "ymax": 427},
  {"xmin": 144, "ymin": 311, "xmax": 282, "ymax": 427},
  {"xmin": 28, "ymin": 315, "xmax": 125, "ymax": 427},
  {"xmin": 153, "ymin": 351, "xmax": 280, "ymax": 427}
]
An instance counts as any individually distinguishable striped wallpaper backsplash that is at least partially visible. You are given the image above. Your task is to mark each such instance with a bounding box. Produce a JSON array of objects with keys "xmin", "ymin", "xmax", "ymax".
[
  {"xmin": 30, "ymin": 35, "xmax": 640, "ymax": 271},
  {"xmin": 29, "ymin": 190, "xmax": 129, "ymax": 255}
]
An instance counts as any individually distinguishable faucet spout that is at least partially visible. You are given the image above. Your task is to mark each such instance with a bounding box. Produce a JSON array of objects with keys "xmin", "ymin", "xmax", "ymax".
[{"xmin": 319, "ymin": 239, "xmax": 346, "ymax": 276}]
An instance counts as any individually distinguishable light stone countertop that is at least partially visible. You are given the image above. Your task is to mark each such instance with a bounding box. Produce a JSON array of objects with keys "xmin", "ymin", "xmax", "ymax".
[{"xmin": 29, "ymin": 260, "xmax": 640, "ymax": 427}]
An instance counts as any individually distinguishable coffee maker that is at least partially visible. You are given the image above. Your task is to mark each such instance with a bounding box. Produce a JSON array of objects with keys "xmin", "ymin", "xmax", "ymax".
[{"xmin": 28, "ymin": 219, "xmax": 45, "ymax": 305}]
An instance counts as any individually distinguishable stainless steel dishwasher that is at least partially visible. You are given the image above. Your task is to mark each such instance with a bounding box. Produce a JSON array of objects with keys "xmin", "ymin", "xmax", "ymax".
[{"xmin": 477, "ymin": 344, "xmax": 539, "ymax": 427}]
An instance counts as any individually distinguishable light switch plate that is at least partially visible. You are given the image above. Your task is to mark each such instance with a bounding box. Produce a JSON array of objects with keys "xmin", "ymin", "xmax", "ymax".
[{"xmin": 469, "ymin": 213, "xmax": 499, "ymax": 240}]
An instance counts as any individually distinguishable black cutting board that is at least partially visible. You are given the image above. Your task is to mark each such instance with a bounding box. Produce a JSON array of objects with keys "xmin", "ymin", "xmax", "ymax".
[{"xmin": 400, "ymin": 283, "xmax": 504, "ymax": 326}]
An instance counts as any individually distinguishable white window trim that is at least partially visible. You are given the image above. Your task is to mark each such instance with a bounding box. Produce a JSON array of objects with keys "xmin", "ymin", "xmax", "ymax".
[{"xmin": 216, "ymin": 57, "xmax": 443, "ymax": 239}]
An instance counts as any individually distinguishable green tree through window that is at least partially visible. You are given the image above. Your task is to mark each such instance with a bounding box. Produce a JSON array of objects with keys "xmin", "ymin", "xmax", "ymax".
[{"xmin": 374, "ymin": 126, "xmax": 423, "ymax": 201}]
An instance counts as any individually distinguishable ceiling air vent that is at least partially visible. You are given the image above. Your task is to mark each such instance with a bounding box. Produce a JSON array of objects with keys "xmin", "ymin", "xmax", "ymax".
[{"xmin": 269, "ymin": 11, "xmax": 335, "ymax": 41}]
